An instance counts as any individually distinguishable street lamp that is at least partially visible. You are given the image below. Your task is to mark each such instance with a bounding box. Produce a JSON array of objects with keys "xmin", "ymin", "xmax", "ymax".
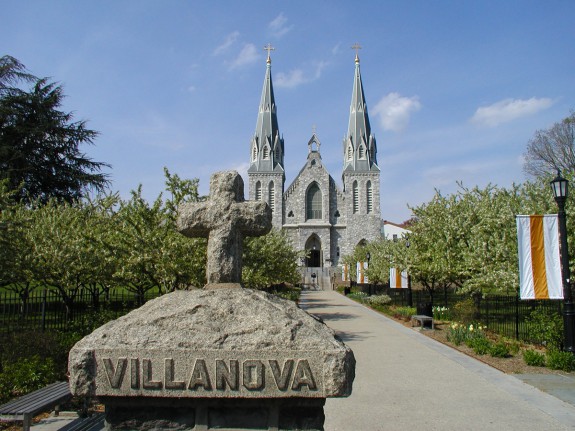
[{"xmin": 550, "ymin": 170, "xmax": 575, "ymax": 353}]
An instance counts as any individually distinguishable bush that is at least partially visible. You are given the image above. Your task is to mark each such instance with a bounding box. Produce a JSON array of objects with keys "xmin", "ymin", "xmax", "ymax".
[
  {"xmin": 526, "ymin": 308, "xmax": 563, "ymax": 350},
  {"xmin": 394, "ymin": 306, "xmax": 417, "ymax": 319},
  {"xmin": 0, "ymin": 356, "xmax": 58, "ymax": 403},
  {"xmin": 489, "ymin": 342, "xmax": 511, "ymax": 358},
  {"xmin": 348, "ymin": 291, "xmax": 368, "ymax": 301},
  {"xmin": 546, "ymin": 350, "xmax": 575, "ymax": 372},
  {"xmin": 523, "ymin": 349, "xmax": 546, "ymax": 367},
  {"xmin": 466, "ymin": 337, "xmax": 492, "ymax": 355},
  {"xmin": 365, "ymin": 294, "xmax": 392, "ymax": 307},
  {"xmin": 452, "ymin": 298, "xmax": 476, "ymax": 324}
]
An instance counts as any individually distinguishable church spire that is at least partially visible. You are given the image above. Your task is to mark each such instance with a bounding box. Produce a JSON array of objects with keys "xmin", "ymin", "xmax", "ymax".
[
  {"xmin": 248, "ymin": 44, "xmax": 284, "ymax": 174},
  {"xmin": 343, "ymin": 44, "xmax": 378, "ymax": 173}
]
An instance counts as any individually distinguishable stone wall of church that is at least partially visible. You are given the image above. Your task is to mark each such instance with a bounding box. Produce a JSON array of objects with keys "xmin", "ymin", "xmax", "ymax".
[{"xmin": 247, "ymin": 172, "xmax": 284, "ymax": 229}]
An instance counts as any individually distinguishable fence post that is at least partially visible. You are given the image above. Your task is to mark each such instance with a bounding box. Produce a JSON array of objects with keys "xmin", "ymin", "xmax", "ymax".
[
  {"xmin": 41, "ymin": 287, "xmax": 47, "ymax": 332},
  {"xmin": 515, "ymin": 294, "xmax": 520, "ymax": 340}
]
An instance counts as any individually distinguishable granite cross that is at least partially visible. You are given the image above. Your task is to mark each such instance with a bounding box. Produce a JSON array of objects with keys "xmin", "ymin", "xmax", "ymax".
[{"xmin": 177, "ymin": 171, "xmax": 272, "ymax": 288}]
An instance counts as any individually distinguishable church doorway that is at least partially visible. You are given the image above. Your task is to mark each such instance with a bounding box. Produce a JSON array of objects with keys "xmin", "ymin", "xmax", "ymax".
[{"xmin": 305, "ymin": 235, "xmax": 322, "ymax": 267}]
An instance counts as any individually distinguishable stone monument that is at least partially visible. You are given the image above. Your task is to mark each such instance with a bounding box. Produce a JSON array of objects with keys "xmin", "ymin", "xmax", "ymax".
[{"xmin": 69, "ymin": 171, "xmax": 355, "ymax": 430}]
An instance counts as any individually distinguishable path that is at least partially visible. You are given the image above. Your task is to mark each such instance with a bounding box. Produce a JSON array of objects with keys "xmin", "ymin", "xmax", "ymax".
[{"xmin": 300, "ymin": 289, "xmax": 575, "ymax": 431}]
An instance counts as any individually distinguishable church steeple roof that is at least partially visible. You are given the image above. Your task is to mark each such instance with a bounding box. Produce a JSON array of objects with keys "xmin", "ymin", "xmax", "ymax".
[
  {"xmin": 248, "ymin": 44, "xmax": 284, "ymax": 174},
  {"xmin": 343, "ymin": 45, "xmax": 379, "ymax": 173}
]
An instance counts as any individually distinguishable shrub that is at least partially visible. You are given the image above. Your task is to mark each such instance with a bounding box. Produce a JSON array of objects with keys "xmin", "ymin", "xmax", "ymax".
[
  {"xmin": 526, "ymin": 308, "xmax": 563, "ymax": 351},
  {"xmin": 394, "ymin": 306, "xmax": 417, "ymax": 319},
  {"xmin": 365, "ymin": 294, "xmax": 392, "ymax": 307},
  {"xmin": 452, "ymin": 298, "xmax": 476, "ymax": 324},
  {"xmin": 348, "ymin": 292, "xmax": 368, "ymax": 301},
  {"xmin": 466, "ymin": 337, "xmax": 492, "ymax": 355},
  {"xmin": 546, "ymin": 350, "xmax": 575, "ymax": 372},
  {"xmin": 523, "ymin": 350, "xmax": 546, "ymax": 367},
  {"xmin": 489, "ymin": 342, "xmax": 511, "ymax": 358},
  {"xmin": 0, "ymin": 356, "xmax": 58, "ymax": 403}
]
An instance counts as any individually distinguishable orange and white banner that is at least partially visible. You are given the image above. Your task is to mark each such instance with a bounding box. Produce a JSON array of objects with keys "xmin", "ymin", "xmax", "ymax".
[
  {"xmin": 390, "ymin": 268, "xmax": 408, "ymax": 288},
  {"xmin": 357, "ymin": 261, "xmax": 368, "ymax": 284},
  {"xmin": 342, "ymin": 264, "xmax": 350, "ymax": 282},
  {"xmin": 516, "ymin": 215, "xmax": 563, "ymax": 300}
]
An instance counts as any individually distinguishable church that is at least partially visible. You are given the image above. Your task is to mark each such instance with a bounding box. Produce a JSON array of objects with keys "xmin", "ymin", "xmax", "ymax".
[{"xmin": 247, "ymin": 48, "xmax": 381, "ymax": 269}]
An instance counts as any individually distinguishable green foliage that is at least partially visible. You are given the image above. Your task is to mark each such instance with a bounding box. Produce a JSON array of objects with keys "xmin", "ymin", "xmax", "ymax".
[
  {"xmin": 365, "ymin": 294, "xmax": 392, "ymax": 307},
  {"xmin": 452, "ymin": 298, "xmax": 476, "ymax": 324},
  {"xmin": 0, "ymin": 56, "xmax": 109, "ymax": 204},
  {"xmin": 546, "ymin": 350, "xmax": 575, "ymax": 371},
  {"xmin": 243, "ymin": 229, "xmax": 301, "ymax": 290},
  {"xmin": 347, "ymin": 291, "xmax": 368, "ymax": 301},
  {"xmin": 446, "ymin": 322, "xmax": 486, "ymax": 346},
  {"xmin": 394, "ymin": 306, "xmax": 417, "ymax": 319},
  {"xmin": 526, "ymin": 308, "xmax": 564, "ymax": 351},
  {"xmin": 0, "ymin": 356, "xmax": 58, "ymax": 403},
  {"xmin": 467, "ymin": 337, "xmax": 492, "ymax": 355},
  {"xmin": 523, "ymin": 349, "xmax": 546, "ymax": 367},
  {"xmin": 489, "ymin": 341, "xmax": 511, "ymax": 358},
  {"xmin": 433, "ymin": 306, "xmax": 451, "ymax": 321}
]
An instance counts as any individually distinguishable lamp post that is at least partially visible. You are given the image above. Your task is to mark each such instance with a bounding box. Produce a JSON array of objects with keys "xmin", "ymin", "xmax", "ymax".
[
  {"xmin": 405, "ymin": 237, "xmax": 413, "ymax": 308},
  {"xmin": 550, "ymin": 171, "xmax": 575, "ymax": 353}
]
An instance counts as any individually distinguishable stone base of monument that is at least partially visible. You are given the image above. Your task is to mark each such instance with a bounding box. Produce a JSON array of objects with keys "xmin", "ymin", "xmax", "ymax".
[
  {"xmin": 69, "ymin": 289, "xmax": 354, "ymax": 431},
  {"xmin": 101, "ymin": 396, "xmax": 325, "ymax": 430}
]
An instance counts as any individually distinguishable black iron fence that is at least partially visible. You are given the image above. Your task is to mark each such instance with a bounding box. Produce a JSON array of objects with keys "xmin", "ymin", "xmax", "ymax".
[
  {"xmin": 0, "ymin": 288, "xmax": 161, "ymax": 333},
  {"xmin": 357, "ymin": 285, "xmax": 563, "ymax": 344}
]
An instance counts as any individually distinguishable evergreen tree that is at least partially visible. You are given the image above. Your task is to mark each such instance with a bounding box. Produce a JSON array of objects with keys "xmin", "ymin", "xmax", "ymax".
[{"xmin": 0, "ymin": 56, "xmax": 109, "ymax": 203}]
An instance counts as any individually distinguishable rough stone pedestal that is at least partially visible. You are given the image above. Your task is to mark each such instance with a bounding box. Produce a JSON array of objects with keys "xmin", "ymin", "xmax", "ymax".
[{"xmin": 68, "ymin": 289, "xmax": 355, "ymax": 430}]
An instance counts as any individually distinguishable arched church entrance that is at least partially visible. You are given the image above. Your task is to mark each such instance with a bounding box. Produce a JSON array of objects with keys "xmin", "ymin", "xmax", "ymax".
[{"xmin": 305, "ymin": 234, "xmax": 322, "ymax": 268}]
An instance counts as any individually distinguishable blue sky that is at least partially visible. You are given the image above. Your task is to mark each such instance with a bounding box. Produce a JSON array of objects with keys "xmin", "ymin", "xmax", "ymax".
[{"xmin": 2, "ymin": 1, "xmax": 575, "ymax": 223}]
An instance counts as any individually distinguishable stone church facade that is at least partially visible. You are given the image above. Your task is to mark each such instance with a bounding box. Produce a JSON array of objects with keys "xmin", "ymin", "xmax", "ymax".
[{"xmin": 248, "ymin": 51, "xmax": 381, "ymax": 268}]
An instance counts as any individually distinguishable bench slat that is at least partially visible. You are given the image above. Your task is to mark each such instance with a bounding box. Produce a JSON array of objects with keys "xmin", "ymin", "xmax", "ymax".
[{"xmin": 0, "ymin": 382, "xmax": 71, "ymax": 415}]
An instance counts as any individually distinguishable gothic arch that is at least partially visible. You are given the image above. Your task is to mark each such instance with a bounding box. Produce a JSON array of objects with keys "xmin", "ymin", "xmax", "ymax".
[
  {"xmin": 305, "ymin": 234, "xmax": 322, "ymax": 267},
  {"xmin": 306, "ymin": 182, "xmax": 322, "ymax": 220}
]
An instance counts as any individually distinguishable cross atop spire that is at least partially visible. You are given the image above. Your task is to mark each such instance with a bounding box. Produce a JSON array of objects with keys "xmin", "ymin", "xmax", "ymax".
[
  {"xmin": 351, "ymin": 42, "xmax": 361, "ymax": 63},
  {"xmin": 264, "ymin": 43, "xmax": 275, "ymax": 64}
]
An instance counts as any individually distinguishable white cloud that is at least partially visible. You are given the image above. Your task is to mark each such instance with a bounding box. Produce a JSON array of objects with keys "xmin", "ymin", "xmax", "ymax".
[
  {"xmin": 275, "ymin": 61, "xmax": 328, "ymax": 88},
  {"xmin": 213, "ymin": 31, "xmax": 240, "ymax": 56},
  {"xmin": 471, "ymin": 97, "xmax": 553, "ymax": 127},
  {"xmin": 229, "ymin": 43, "xmax": 259, "ymax": 69},
  {"xmin": 372, "ymin": 92, "xmax": 422, "ymax": 132},
  {"xmin": 276, "ymin": 69, "xmax": 305, "ymax": 88},
  {"xmin": 269, "ymin": 13, "xmax": 292, "ymax": 38}
]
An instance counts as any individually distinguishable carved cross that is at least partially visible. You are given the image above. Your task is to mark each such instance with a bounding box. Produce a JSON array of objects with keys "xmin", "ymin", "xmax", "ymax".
[{"xmin": 177, "ymin": 171, "xmax": 272, "ymax": 288}]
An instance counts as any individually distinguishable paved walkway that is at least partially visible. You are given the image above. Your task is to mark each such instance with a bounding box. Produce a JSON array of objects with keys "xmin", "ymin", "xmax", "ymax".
[{"xmin": 300, "ymin": 289, "xmax": 575, "ymax": 431}]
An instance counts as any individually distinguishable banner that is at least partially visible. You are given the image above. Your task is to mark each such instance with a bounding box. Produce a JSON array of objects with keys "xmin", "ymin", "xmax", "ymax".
[
  {"xmin": 516, "ymin": 215, "xmax": 563, "ymax": 300},
  {"xmin": 342, "ymin": 264, "xmax": 350, "ymax": 282},
  {"xmin": 390, "ymin": 268, "xmax": 408, "ymax": 288},
  {"xmin": 357, "ymin": 261, "xmax": 368, "ymax": 284}
]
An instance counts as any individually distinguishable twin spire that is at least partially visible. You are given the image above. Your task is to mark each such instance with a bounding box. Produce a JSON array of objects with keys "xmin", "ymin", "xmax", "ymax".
[{"xmin": 248, "ymin": 43, "xmax": 378, "ymax": 175}]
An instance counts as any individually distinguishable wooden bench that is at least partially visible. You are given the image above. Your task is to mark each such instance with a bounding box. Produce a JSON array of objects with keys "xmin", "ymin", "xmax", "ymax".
[
  {"xmin": 0, "ymin": 381, "xmax": 72, "ymax": 431},
  {"xmin": 411, "ymin": 314, "xmax": 434, "ymax": 330}
]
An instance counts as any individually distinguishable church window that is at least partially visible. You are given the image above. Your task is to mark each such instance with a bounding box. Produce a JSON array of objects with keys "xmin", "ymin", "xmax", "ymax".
[
  {"xmin": 306, "ymin": 183, "xmax": 322, "ymax": 220},
  {"xmin": 263, "ymin": 145, "xmax": 270, "ymax": 159},
  {"xmin": 275, "ymin": 145, "xmax": 280, "ymax": 160},
  {"xmin": 255, "ymin": 181, "xmax": 262, "ymax": 201},
  {"xmin": 269, "ymin": 181, "xmax": 275, "ymax": 211},
  {"xmin": 358, "ymin": 145, "xmax": 365, "ymax": 159},
  {"xmin": 252, "ymin": 145, "xmax": 257, "ymax": 161},
  {"xmin": 366, "ymin": 181, "xmax": 373, "ymax": 213},
  {"xmin": 288, "ymin": 210, "xmax": 294, "ymax": 217},
  {"xmin": 347, "ymin": 145, "xmax": 353, "ymax": 161},
  {"xmin": 334, "ymin": 210, "xmax": 340, "ymax": 218},
  {"xmin": 353, "ymin": 181, "xmax": 359, "ymax": 214}
]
